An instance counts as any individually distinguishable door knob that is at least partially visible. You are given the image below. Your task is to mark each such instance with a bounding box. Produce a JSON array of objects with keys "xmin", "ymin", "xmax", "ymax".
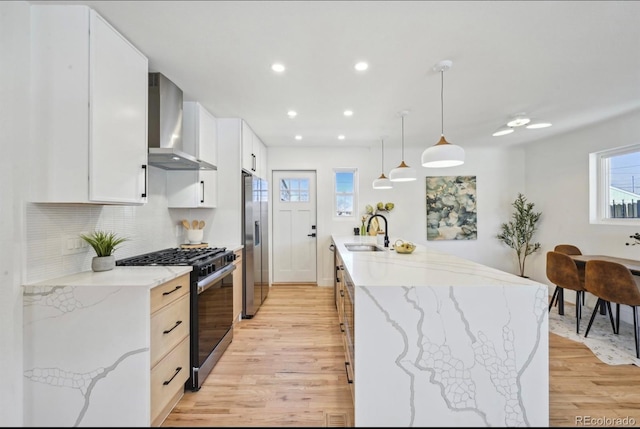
[{"xmin": 307, "ymin": 233, "xmax": 316, "ymax": 237}]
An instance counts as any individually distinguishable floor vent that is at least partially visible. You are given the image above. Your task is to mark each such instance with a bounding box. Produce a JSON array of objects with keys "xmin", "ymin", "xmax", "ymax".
[{"xmin": 325, "ymin": 412, "xmax": 348, "ymax": 427}]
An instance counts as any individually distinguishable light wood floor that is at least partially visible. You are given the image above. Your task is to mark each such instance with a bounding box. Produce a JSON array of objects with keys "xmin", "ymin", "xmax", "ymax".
[
  {"xmin": 162, "ymin": 285, "xmax": 640, "ymax": 427},
  {"xmin": 162, "ymin": 285, "xmax": 353, "ymax": 427}
]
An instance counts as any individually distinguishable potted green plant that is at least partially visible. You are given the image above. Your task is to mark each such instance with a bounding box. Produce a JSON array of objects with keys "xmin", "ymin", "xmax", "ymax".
[
  {"xmin": 496, "ymin": 193, "xmax": 542, "ymax": 277},
  {"xmin": 79, "ymin": 230, "xmax": 129, "ymax": 272}
]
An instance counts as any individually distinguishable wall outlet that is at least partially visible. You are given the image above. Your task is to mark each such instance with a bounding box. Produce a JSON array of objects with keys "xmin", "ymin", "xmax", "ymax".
[{"xmin": 61, "ymin": 234, "xmax": 90, "ymax": 255}]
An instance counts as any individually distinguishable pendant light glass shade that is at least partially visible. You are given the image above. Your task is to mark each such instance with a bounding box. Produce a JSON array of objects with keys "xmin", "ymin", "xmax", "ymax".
[
  {"xmin": 421, "ymin": 60, "xmax": 465, "ymax": 168},
  {"xmin": 389, "ymin": 112, "xmax": 416, "ymax": 182},
  {"xmin": 372, "ymin": 138, "xmax": 393, "ymax": 189}
]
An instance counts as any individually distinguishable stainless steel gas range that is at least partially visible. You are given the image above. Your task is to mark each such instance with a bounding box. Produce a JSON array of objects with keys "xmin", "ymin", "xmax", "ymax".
[{"xmin": 116, "ymin": 247, "xmax": 236, "ymax": 391}]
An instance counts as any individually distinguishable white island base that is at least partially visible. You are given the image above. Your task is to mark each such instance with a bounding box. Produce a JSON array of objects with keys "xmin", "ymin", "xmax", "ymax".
[
  {"xmin": 356, "ymin": 285, "xmax": 547, "ymax": 427},
  {"xmin": 332, "ymin": 235, "xmax": 548, "ymax": 427}
]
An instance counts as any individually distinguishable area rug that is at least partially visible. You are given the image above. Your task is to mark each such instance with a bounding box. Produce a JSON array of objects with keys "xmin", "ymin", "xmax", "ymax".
[{"xmin": 549, "ymin": 302, "xmax": 640, "ymax": 366}]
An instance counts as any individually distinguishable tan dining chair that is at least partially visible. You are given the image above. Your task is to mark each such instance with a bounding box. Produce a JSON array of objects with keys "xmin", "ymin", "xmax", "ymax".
[
  {"xmin": 554, "ymin": 244, "xmax": 582, "ymax": 255},
  {"xmin": 584, "ymin": 260, "xmax": 640, "ymax": 358},
  {"xmin": 549, "ymin": 244, "xmax": 584, "ymax": 315},
  {"xmin": 546, "ymin": 251, "xmax": 586, "ymax": 333}
]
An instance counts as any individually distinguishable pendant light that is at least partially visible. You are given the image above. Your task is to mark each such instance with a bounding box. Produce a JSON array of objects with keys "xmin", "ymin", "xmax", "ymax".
[
  {"xmin": 389, "ymin": 111, "xmax": 416, "ymax": 182},
  {"xmin": 421, "ymin": 60, "xmax": 465, "ymax": 168},
  {"xmin": 372, "ymin": 138, "xmax": 393, "ymax": 189}
]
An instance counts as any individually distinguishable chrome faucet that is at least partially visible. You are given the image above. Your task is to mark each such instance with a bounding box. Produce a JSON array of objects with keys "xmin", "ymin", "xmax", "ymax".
[{"xmin": 367, "ymin": 214, "xmax": 389, "ymax": 247}]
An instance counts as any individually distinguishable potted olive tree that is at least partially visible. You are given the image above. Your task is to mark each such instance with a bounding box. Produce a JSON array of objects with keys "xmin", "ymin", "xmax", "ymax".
[
  {"xmin": 80, "ymin": 230, "xmax": 129, "ymax": 272},
  {"xmin": 496, "ymin": 193, "xmax": 542, "ymax": 277}
]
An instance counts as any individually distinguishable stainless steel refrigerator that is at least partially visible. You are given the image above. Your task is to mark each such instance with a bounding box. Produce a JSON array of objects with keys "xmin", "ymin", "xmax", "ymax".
[{"xmin": 242, "ymin": 171, "xmax": 269, "ymax": 318}]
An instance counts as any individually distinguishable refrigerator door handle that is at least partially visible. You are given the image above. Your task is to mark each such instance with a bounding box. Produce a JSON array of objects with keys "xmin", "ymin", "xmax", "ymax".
[{"xmin": 255, "ymin": 220, "xmax": 261, "ymax": 246}]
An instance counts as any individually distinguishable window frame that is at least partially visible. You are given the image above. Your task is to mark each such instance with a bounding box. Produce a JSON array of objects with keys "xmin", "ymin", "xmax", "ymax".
[
  {"xmin": 590, "ymin": 143, "xmax": 640, "ymax": 225},
  {"xmin": 333, "ymin": 168, "xmax": 358, "ymax": 220}
]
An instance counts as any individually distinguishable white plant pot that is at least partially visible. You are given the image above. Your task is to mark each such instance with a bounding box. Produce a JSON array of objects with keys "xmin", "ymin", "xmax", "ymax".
[{"xmin": 92, "ymin": 255, "xmax": 115, "ymax": 272}]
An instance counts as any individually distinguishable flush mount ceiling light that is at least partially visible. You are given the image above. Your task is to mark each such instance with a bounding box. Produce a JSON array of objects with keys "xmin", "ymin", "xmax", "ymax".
[
  {"xmin": 343, "ymin": 110, "xmax": 354, "ymax": 117},
  {"xmin": 492, "ymin": 125, "xmax": 515, "ymax": 137},
  {"xmin": 271, "ymin": 63, "xmax": 285, "ymax": 72},
  {"xmin": 492, "ymin": 113, "xmax": 552, "ymax": 137},
  {"xmin": 294, "ymin": 135, "xmax": 302, "ymax": 140},
  {"xmin": 338, "ymin": 135, "xmax": 345, "ymax": 140},
  {"xmin": 372, "ymin": 138, "xmax": 393, "ymax": 189},
  {"xmin": 421, "ymin": 60, "xmax": 465, "ymax": 168},
  {"xmin": 526, "ymin": 120, "xmax": 552, "ymax": 129},
  {"xmin": 389, "ymin": 110, "xmax": 417, "ymax": 182},
  {"xmin": 506, "ymin": 113, "xmax": 531, "ymax": 127},
  {"xmin": 287, "ymin": 110, "xmax": 297, "ymax": 118}
]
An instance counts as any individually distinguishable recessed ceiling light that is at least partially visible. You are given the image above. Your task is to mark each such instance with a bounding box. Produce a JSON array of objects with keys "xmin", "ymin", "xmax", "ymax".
[
  {"xmin": 343, "ymin": 110, "xmax": 353, "ymax": 117},
  {"xmin": 354, "ymin": 62, "xmax": 368, "ymax": 71},
  {"xmin": 295, "ymin": 135, "xmax": 302, "ymax": 140},
  {"xmin": 271, "ymin": 63, "xmax": 285, "ymax": 73},
  {"xmin": 338, "ymin": 135, "xmax": 345, "ymax": 140},
  {"xmin": 287, "ymin": 110, "xmax": 297, "ymax": 118}
]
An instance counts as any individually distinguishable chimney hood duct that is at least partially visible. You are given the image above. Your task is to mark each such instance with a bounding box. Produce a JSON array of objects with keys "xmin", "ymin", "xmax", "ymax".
[{"xmin": 147, "ymin": 73, "xmax": 216, "ymax": 171}]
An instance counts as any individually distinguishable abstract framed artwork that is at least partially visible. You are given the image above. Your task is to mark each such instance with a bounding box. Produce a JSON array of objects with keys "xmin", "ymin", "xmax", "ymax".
[{"xmin": 426, "ymin": 175, "xmax": 477, "ymax": 240}]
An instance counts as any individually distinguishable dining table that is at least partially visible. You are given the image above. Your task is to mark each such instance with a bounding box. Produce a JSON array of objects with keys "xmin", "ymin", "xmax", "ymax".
[
  {"xmin": 569, "ymin": 254, "xmax": 640, "ymax": 276},
  {"xmin": 567, "ymin": 254, "xmax": 640, "ymax": 315}
]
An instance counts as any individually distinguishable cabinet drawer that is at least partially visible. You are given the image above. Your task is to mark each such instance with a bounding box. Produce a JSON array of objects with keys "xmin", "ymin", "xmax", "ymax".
[
  {"xmin": 151, "ymin": 274, "xmax": 190, "ymax": 313},
  {"xmin": 151, "ymin": 336, "xmax": 190, "ymax": 424},
  {"xmin": 151, "ymin": 293, "xmax": 190, "ymax": 368}
]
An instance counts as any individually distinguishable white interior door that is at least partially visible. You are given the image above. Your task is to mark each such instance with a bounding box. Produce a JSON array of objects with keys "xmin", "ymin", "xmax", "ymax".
[{"xmin": 272, "ymin": 171, "xmax": 317, "ymax": 283}]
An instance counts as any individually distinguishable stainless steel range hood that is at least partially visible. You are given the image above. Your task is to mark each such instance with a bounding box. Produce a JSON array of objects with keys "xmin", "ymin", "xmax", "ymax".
[{"xmin": 148, "ymin": 73, "xmax": 216, "ymax": 171}]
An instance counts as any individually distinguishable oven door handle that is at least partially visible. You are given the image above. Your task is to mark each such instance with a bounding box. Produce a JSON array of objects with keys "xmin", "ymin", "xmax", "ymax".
[{"xmin": 197, "ymin": 264, "xmax": 236, "ymax": 294}]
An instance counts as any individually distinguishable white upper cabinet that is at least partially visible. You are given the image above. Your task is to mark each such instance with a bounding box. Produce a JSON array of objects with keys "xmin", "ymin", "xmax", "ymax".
[
  {"xmin": 241, "ymin": 120, "xmax": 267, "ymax": 179},
  {"xmin": 241, "ymin": 120, "xmax": 255, "ymax": 173},
  {"xmin": 182, "ymin": 102, "xmax": 217, "ymax": 166},
  {"xmin": 167, "ymin": 102, "xmax": 218, "ymax": 208},
  {"xmin": 30, "ymin": 6, "xmax": 149, "ymax": 204}
]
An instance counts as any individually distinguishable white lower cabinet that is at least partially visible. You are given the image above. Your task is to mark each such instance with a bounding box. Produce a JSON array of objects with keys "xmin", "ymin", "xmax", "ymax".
[{"xmin": 22, "ymin": 268, "xmax": 191, "ymax": 427}]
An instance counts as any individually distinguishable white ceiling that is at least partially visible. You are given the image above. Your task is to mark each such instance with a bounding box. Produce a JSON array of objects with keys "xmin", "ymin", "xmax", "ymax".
[{"xmin": 31, "ymin": 1, "xmax": 640, "ymax": 150}]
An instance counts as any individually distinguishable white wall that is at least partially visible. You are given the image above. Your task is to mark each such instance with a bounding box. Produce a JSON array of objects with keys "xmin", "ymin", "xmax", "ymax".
[
  {"xmin": 268, "ymin": 143, "xmax": 528, "ymax": 286},
  {"xmin": 525, "ymin": 108, "xmax": 640, "ymax": 291},
  {"xmin": 0, "ymin": 1, "xmax": 30, "ymax": 425}
]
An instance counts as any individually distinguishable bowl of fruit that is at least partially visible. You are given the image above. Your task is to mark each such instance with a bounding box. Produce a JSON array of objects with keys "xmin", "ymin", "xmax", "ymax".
[{"xmin": 393, "ymin": 239, "xmax": 416, "ymax": 254}]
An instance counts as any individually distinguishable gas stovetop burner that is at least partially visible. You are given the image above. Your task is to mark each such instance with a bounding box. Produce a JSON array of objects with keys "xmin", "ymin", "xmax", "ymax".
[{"xmin": 116, "ymin": 247, "xmax": 229, "ymax": 266}]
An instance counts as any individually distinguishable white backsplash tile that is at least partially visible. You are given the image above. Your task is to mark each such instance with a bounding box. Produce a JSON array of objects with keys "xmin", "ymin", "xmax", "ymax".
[{"xmin": 25, "ymin": 167, "xmax": 199, "ymax": 283}]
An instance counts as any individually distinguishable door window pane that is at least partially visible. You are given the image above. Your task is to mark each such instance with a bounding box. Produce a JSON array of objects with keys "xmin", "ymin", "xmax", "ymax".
[{"xmin": 279, "ymin": 178, "xmax": 310, "ymax": 202}]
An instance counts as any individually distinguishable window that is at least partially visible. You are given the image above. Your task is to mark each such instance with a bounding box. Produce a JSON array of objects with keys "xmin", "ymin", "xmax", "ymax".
[
  {"xmin": 590, "ymin": 144, "xmax": 640, "ymax": 223},
  {"xmin": 334, "ymin": 169, "xmax": 357, "ymax": 217},
  {"xmin": 279, "ymin": 178, "xmax": 309, "ymax": 202}
]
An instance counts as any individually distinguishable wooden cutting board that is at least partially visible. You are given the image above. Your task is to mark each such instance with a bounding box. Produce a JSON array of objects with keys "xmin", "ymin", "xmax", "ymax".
[{"xmin": 180, "ymin": 243, "xmax": 208, "ymax": 249}]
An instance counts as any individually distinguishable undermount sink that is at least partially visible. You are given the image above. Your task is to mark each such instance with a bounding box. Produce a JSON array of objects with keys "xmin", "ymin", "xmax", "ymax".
[{"xmin": 344, "ymin": 243, "xmax": 384, "ymax": 252}]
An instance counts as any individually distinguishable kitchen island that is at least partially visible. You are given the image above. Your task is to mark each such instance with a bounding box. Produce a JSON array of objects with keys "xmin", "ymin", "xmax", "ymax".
[
  {"xmin": 331, "ymin": 235, "xmax": 548, "ymax": 427},
  {"xmin": 23, "ymin": 266, "xmax": 192, "ymax": 427}
]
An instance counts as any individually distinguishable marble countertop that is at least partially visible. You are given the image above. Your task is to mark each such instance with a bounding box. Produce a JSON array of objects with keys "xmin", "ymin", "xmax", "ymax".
[
  {"xmin": 332, "ymin": 235, "xmax": 544, "ymax": 288},
  {"xmin": 24, "ymin": 266, "xmax": 192, "ymax": 289}
]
